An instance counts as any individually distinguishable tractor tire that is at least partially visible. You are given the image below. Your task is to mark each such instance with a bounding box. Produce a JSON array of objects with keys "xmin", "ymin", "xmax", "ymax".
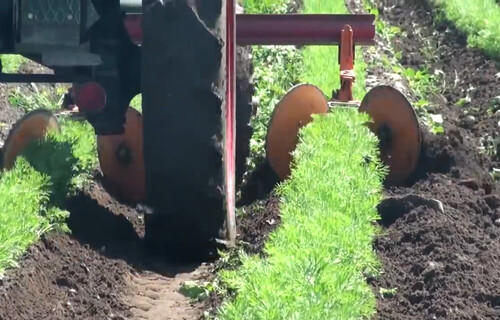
[
  {"xmin": 235, "ymin": 45, "xmax": 254, "ymax": 188},
  {"xmin": 141, "ymin": 0, "xmax": 252, "ymax": 262}
]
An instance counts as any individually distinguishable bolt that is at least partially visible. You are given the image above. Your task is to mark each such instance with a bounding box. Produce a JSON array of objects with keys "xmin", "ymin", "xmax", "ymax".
[
  {"xmin": 116, "ymin": 143, "xmax": 132, "ymax": 166},
  {"xmin": 27, "ymin": 13, "xmax": 33, "ymax": 20},
  {"xmin": 67, "ymin": 14, "xmax": 73, "ymax": 20}
]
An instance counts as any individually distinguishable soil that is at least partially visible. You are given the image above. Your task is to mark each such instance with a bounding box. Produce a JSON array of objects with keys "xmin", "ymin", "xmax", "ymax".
[
  {"xmin": 0, "ymin": 179, "xmax": 215, "ymax": 320},
  {"xmin": 3, "ymin": 1, "xmax": 500, "ymax": 320},
  {"xmin": 348, "ymin": 0, "xmax": 500, "ymax": 319}
]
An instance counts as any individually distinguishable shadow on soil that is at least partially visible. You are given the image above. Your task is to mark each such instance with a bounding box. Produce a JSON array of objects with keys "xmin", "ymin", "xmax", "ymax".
[{"xmin": 65, "ymin": 189, "xmax": 201, "ymax": 277}]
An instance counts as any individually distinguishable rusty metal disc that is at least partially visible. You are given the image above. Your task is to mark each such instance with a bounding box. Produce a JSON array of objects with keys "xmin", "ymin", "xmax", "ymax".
[
  {"xmin": 359, "ymin": 85, "xmax": 421, "ymax": 185},
  {"xmin": 2, "ymin": 109, "xmax": 60, "ymax": 170},
  {"xmin": 266, "ymin": 84, "xmax": 329, "ymax": 180},
  {"xmin": 97, "ymin": 107, "xmax": 145, "ymax": 203}
]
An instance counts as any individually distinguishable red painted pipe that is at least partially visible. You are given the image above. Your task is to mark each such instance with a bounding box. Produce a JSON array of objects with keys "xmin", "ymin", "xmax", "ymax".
[
  {"xmin": 123, "ymin": 13, "xmax": 375, "ymax": 46},
  {"xmin": 225, "ymin": 0, "xmax": 237, "ymax": 246},
  {"xmin": 236, "ymin": 14, "xmax": 375, "ymax": 45}
]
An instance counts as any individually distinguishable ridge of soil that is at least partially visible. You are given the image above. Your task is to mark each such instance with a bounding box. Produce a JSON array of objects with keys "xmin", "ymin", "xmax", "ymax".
[
  {"xmin": 0, "ymin": 180, "xmax": 212, "ymax": 320},
  {"xmin": 348, "ymin": 0, "xmax": 500, "ymax": 319}
]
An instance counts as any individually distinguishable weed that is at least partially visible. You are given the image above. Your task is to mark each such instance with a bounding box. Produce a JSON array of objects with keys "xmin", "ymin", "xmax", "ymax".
[
  {"xmin": 0, "ymin": 55, "xmax": 28, "ymax": 73},
  {"xmin": 248, "ymin": 45, "xmax": 303, "ymax": 171},
  {"xmin": 432, "ymin": 0, "xmax": 500, "ymax": 60},
  {"xmin": 456, "ymin": 97, "xmax": 471, "ymax": 108},
  {"xmin": 491, "ymin": 168, "xmax": 500, "ymax": 181},
  {"xmin": 9, "ymin": 85, "xmax": 64, "ymax": 113},
  {"xmin": 363, "ymin": 0, "xmax": 445, "ymax": 135},
  {"xmin": 179, "ymin": 281, "xmax": 212, "ymax": 302},
  {"xmin": 130, "ymin": 94, "xmax": 142, "ymax": 112},
  {"xmin": 379, "ymin": 287, "xmax": 398, "ymax": 299},
  {"xmin": 479, "ymin": 134, "xmax": 499, "ymax": 158}
]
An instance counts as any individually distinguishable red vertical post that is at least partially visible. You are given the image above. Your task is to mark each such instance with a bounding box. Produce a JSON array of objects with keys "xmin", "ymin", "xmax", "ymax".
[
  {"xmin": 336, "ymin": 25, "xmax": 355, "ymax": 102},
  {"xmin": 225, "ymin": 0, "xmax": 237, "ymax": 246}
]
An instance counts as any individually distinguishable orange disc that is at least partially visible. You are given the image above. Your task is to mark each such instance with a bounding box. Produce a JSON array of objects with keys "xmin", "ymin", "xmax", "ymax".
[
  {"xmin": 265, "ymin": 84, "xmax": 329, "ymax": 180},
  {"xmin": 2, "ymin": 109, "xmax": 60, "ymax": 170},
  {"xmin": 97, "ymin": 107, "xmax": 145, "ymax": 203},
  {"xmin": 359, "ymin": 85, "xmax": 421, "ymax": 185}
]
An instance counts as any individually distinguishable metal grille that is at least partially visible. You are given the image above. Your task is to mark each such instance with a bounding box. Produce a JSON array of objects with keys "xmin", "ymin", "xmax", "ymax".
[{"xmin": 22, "ymin": 0, "xmax": 81, "ymax": 25}]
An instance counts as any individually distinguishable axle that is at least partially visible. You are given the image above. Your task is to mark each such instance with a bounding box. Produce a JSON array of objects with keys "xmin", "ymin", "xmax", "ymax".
[{"xmin": 124, "ymin": 13, "xmax": 375, "ymax": 46}]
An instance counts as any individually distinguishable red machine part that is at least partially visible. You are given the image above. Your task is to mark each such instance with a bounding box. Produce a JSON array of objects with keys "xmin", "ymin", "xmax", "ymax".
[
  {"xmin": 123, "ymin": 14, "xmax": 375, "ymax": 46},
  {"xmin": 265, "ymin": 84, "xmax": 328, "ymax": 180},
  {"xmin": 236, "ymin": 14, "xmax": 374, "ymax": 45},
  {"xmin": 335, "ymin": 25, "xmax": 356, "ymax": 103},
  {"xmin": 265, "ymin": 22, "xmax": 421, "ymax": 185},
  {"xmin": 225, "ymin": 0, "xmax": 237, "ymax": 245},
  {"xmin": 2, "ymin": 110, "xmax": 60, "ymax": 170},
  {"xmin": 97, "ymin": 107, "xmax": 145, "ymax": 203},
  {"xmin": 72, "ymin": 82, "xmax": 107, "ymax": 114}
]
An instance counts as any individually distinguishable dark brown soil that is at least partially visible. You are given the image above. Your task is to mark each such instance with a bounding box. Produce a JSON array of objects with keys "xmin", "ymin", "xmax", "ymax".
[
  {"xmin": 237, "ymin": 192, "xmax": 282, "ymax": 255},
  {"xmin": 0, "ymin": 179, "xmax": 213, "ymax": 320},
  {"xmin": 0, "ymin": 231, "xmax": 132, "ymax": 320},
  {"xmin": 0, "ymin": 181, "xmax": 135, "ymax": 320},
  {"xmin": 6, "ymin": 1, "xmax": 500, "ymax": 319},
  {"xmin": 354, "ymin": 1, "xmax": 500, "ymax": 319}
]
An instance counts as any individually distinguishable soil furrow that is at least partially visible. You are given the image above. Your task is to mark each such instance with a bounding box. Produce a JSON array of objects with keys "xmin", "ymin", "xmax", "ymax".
[
  {"xmin": 348, "ymin": 0, "xmax": 500, "ymax": 319},
  {"xmin": 0, "ymin": 179, "xmax": 213, "ymax": 320}
]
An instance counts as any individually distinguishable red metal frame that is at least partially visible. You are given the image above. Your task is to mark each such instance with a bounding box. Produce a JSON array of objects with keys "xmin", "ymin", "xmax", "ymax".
[
  {"xmin": 236, "ymin": 14, "xmax": 374, "ymax": 45},
  {"xmin": 225, "ymin": 0, "xmax": 237, "ymax": 246},
  {"xmin": 335, "ymin": 25, "xmax": 356, "ymax": 103},
  {"xmin": 123, "ymin": 14, "xmax": 375, "ymax": 46}
]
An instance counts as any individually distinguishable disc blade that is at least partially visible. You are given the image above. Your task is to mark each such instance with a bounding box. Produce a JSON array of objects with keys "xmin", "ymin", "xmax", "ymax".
[
  {"xmin": 97, "ymin": 107, "xmax": 145, "ymax": 203},
  {"xmin": 359, "ymin": 85, "xmax": 421, "ymax": 185},
  {"xmin": 2, "ymin": 109, "xmax": 60, "ymax": 170},
  {"xmin": 265, "ymin": 84, "xmax": 328, "ymax": 180}
]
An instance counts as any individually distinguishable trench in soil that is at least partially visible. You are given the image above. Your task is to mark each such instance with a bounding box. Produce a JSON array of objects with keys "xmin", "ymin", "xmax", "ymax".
[{"xmin": 346, "ymin": 0, "xmax": 500, "ymax": 319}]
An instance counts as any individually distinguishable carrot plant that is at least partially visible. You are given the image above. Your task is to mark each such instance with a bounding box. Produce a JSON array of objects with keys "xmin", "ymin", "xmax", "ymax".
[
  {"xmin": 0, "ymin": 58, "xmax": 98, "ymax": 276},
  {"xmin": 217, "ymin": 109, "xmax": 385, "ymax": 319},
  {"xmin": 211, "ymin": 0, "xmax": 384, "ymax": 318}
]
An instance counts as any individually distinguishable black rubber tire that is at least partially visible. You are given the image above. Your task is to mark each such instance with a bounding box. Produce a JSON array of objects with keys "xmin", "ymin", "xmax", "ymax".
[
  {"xmin": 141, "ymin": 0, "xmax": 252, "ymax": 262},
  {"xmin": 235, "ymin": 45, "xmax": 254, "ymax": 188}
]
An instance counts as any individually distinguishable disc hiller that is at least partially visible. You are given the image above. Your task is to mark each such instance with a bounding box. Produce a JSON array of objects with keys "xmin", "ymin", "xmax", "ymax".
[
  {"xmin": 2, "ymin": 109, "xmax": 60, "ymax": 170},
  {"xmin": 265, "ymin": 24, "xmax": 421, "ymax": 185}
]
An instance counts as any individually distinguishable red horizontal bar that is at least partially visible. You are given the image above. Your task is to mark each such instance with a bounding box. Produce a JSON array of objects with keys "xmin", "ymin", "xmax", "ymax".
[
  {"xmin": 236, "ymin": 14, "xmax": 375, "ymax": 45},
  {"xmin": 123, "ymin": 13, "xmax": 375, "ymax": 46},
  {"xmin": 124, "ymin": 14, "xmax": 142, "ymax": 45}
]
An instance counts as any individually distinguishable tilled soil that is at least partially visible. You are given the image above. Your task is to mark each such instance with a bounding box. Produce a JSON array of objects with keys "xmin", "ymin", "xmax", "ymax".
[
  {"xmin": 348, "ymin": 0, "xmax": 500, "ymax": 319},
  {"xmin": 0, "ymin": 180, "xmax": 214, "ymax": 320},
  {"xmin": 4, "ymin": 1, "xmax": 500, "ymax": 320}
]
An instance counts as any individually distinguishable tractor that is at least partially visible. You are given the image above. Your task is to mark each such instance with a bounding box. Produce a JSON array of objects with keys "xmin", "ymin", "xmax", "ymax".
[{"xmin": 0, "ymin": 0, "xmax": 421, "ymax": 261}]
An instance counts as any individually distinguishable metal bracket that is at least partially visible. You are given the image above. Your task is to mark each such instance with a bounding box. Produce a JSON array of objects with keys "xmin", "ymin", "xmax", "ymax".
[{"xmin": 331, "ymin": 24, "xmax": 360, "ymax": 106}]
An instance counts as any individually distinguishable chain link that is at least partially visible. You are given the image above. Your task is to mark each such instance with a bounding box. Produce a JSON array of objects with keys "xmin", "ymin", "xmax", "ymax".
[{"xmin": 23, "ymin": 0, "xmax": 80, "ymax": 25}]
